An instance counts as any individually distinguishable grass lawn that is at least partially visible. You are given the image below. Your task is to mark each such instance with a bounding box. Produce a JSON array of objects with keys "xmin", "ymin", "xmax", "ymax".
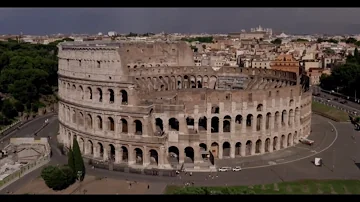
[
  {"xmin": 312, "ymin": 101, "xmax": 349, "ymax": 122},
  {"xmin": 165, "ymin": 180, "xmax": 360, "ymax": 194}
]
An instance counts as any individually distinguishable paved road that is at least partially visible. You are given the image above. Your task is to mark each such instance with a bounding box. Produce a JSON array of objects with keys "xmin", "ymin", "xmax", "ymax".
[
  {"xmin": 2, "ymin": 114, "xmax": 360, "ymax": 194},
  {"xmin": 313, "ymin": 86, "xmax": 360, "ymax": 113}
]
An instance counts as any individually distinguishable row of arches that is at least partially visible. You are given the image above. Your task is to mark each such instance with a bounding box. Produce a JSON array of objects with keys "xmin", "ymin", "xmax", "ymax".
[
  {"xmin": 158, "ymin": 109, "xmax": 299, "ymax": 134},
  {"xmin": 73, "ymin": 135, "xmax": 161, "ymax": 166},
  {"xmin": 60, "ymin": 81, "xmax": 129, "ymax": 105},
  {"xmin": 168, "ymin": 132, "xmax": 299, "ymax": 163},
  {"xmin": 61, "ymin": 107, "xmax": 144, "ymax": 135},
  {"xmin": 135, "ymin": 75, "xmax": 295, "ymax": 92}
]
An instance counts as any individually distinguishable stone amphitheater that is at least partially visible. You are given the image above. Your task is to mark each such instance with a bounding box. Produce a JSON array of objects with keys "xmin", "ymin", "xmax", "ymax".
[{"xmin": 57, "ymin": 41, "xmax": 312, "ymax": 171}]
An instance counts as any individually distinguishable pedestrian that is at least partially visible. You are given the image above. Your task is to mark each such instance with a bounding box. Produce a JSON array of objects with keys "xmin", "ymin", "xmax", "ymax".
[
  {"xmin": 148, "ymin": 185, "xmax": 150, "ymax": 189},
  {"xmin": 189, "ymin": 172, "xmax": 192, "ymax": 176}
]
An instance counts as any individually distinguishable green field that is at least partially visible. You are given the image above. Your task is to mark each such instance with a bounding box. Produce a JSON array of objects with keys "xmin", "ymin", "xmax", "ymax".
[
  {"xmin": 312, "ymin": 101, "xmax": 349, "ymax": 122},
  {"xmin": 165, "ymin": 180, "xmax": 360, "ymax": 194}
]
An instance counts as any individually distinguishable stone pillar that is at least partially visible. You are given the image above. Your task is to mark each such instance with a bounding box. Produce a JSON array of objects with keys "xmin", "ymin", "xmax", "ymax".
[
  {"xmin": 277, "ymin": 114, "xmax": 281, "ymax": 131},
  {"xmin": 128, "ymin": 146, "xmax": 135, "ymax": 165},
  {"xmin": 230, "ymin": 144, "xmax": 235, "ymax": 158},
  {"xmin": 290, "ymin": 113, "xmax": 295, "ymax": 128},
  {"xmin": 240, "ymin": 144, "xmax": 246, "ymax": 156},
  {"xmin": 103, "ymin": 146, "xmax": 108, "ymax": 161},
  {"xmin": 261, "ymin": 115, "xmax": 266, "ymax": 133},
  {"xmin": 116, "ymin": 91, "xmax": 122, "ymax": 106},
  {"xmin": 284, "ymin": 135, "xmax": 288, "ymax": 148},
  {"xmin": 284, "ymin": 113, "xmax": 288, "ymax": 129},
  {"xmin": 269, "ymin": 139, "xmax": 273, "ymax": 152},
  {"xmin": 194, "ymin": 146, "xmax": 202, "ymax": 164},
  {"xmin": 219, "ymin": 117, "xmax": 223, "ymax": 133},
  {"xmin": 194, "ymin": 119, "xmax": 199, "ymax": 131},
  {"xmin": 251, "ymin": 143, "xmax": 256, "ymax": 155},
  {"xmin": 94, "ymin": 145, "xmax": 100, "ymax": 158},
  {"xmin": 104, "ymin": 90, "xmax": 109, "ymax": 104},
  {"xmin": 84, "ymin": 140, "xmax": 89, "ymax": 155},
  {"xmin": 241, "ymin": 120, "xmax": 246, "ymax": 134},
  {"xmin": 270, "ymin": 114, "xmax": 274, "ymax": 130},
  {"xmin": 231, "ymin": 119, "xmax": 236, "ymax": 134},
  {"xmin": 158, "ymin": 146, "xmax": 165, "ymax": 167},
  {"xmin": 276, "ymin": 139, "xmax": 281, "ymax": 150},
  {"xmin": 115, "ymin": 146, "xmax": 123, "ymax": 164},
  {"xmin": 260, "ymin": 141, "xmax": 265, "ymax": 154},
  {"xmin": 143, "ymin": 147, "xmax": 150, "ymax": 166},
  {"xmin": 179, "ymin": 147, "xmax": 185, "ymax": 164},
  {"xmin": 207, "ymin": 118, "xmax": 211, "ymax": 134},
  {"xmin": 218, "ymin": 146, "xmax": 223, "ymax": 159},
  {"xmin": 252, "ymin": 117, "xmax": 256, "ymax": 132}
]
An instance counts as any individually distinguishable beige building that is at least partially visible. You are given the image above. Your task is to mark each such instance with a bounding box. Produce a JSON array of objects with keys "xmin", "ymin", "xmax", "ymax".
[{"xmin": 57, "ymin": 41, "xmax": 312, "ymax": 172}]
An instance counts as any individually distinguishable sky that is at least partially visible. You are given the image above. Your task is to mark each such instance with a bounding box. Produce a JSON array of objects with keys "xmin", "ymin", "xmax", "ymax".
[{"xmin": 1, "ymin": 8, "xmax": 360, "ymax": 35}]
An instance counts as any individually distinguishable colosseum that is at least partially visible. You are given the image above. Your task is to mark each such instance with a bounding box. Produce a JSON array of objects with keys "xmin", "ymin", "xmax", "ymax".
[{"xmin": 57, "ymin": 41, "xmax": 312, "ymax": 171}]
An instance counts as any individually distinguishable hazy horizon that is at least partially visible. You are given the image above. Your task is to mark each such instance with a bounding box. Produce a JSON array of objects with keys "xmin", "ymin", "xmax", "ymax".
[{"xmin": 1, "ymin": 8, "xmax": 360, "ymax": 35}]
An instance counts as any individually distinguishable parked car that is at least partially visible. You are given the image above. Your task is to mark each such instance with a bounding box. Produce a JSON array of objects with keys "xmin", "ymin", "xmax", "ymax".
[
  {"xmin": 299, "ymin": 137, "xmax": 314, "ymax": 146},
  {"xmin": 218, "ymin": 167, "xmax": 231, "ymax": 172},
  {"xmin": 232, "ymin": 166, "xmax": 242, "ymax": 172}
]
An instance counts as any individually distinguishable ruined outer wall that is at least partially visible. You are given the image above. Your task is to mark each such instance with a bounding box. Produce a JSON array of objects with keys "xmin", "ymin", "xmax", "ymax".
[{"xmin": 57, "ymin": 41, "xmax": 312, "ymax": 170}]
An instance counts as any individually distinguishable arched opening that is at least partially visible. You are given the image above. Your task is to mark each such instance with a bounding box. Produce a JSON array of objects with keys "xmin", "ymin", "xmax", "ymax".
[
  {"xmin": 245, "ymin": 141, "xmax": 252, "ymax": 156},
  {"xmin": 88, "ymin": 140, "xmax": 94, "ymax": 155},
  {"xmin": 108, "ymin": 89, "xmax": 115, "ymax": 103},
  {"xmin": 289, "ymin": 99, "xmax": 294, "ymax": 107},
  {"xmin": 246, "ymin": 114, "xmax": 253, "ymax": 129},
  {"xmin": 211, "ymin": 105, "xmax": 220, "ymax": 114},
  {"xmin": 222, "ymin": 142, "xmax": 231, "ymax": 157},
  {"xmin": 190, "ymin": 80, "xmax": 196, "ymax": 88},
  {"xmin": 134, "ymin": 120, "xmax": 143, "ymax": 135},
  {"xmin": 108, "ymin": 117, "xmax": 115, "ymax": 131},
  {"xmin": 257, "ymin": 104, "xmax": 263, "ymax": 112},
  {"xmin": 235, "ymin": 142, "xmax": 241, "ymax": 156},
  {"xmin": 155, "ymin": 118, "xmax": 163, "ymax": 135},
  {"xmin": 168, "ymin": 146, "xmax": 179, "ymax": 163},
  {"xmin": 223, "ymin": 115, "xmax": 231, "ymax": 133},
  {"xmin": 96, "ymin": 116, "xmax": 103, "ymax": 130},
  {"xmin": 184, "ymin": 147, "xmax": 194, "ymax": 163},
  {"xmin": 266, "ymin": 113, "xmax": 271, "ymax": 130},
  {"xmin": 273, "ymin": 136, "xmax": 278, "ymax": 151},
  {"xmin": 86, "ymin": 114, "xmax": 93, "ymax": 128},
  {"xmin": 235, "ymin": 115, "xmax": 242, "ymax": 131},
  {"xmin": 98, "ymin": 142, "xmax": 104, "ymax": 158},
  {"xmin": 265, "ymin": 138, "xmax": 270, "ymax": 153},
  {"xmin": 210, "ymin": 142, "xmax": 219, "ymax": 158},
  {"xmin": 198, "ymin": 116, "xmax": 207, "ymax": 131},
  {"xmin": 79, "ymin": 85, "xmax": 84, "ymax": 100},
  {"xmin": 168, "ymin": 118, "xmax": 179, "ymax": 131},
  {"xmin": 149, "ymin": 149, "xmax": 158, "ymax": 165},
  {"xmin": 197, "ymin": 80, "xmax": 202, "ymax": 88},
  {"xmin": 87, "ymin": 87, "xmax": 92, "ymax": 100},
  {"xmin": 134, "ymin": 148, "xmax": 143, "ymax": 165},
  {"xmin": 199, "ymin": 143, "xmax": 207, "ymax": 159},
  {"xmin": 72, "ymin": 110, "xmax": 76, "ymax": 123},
  {"xmin": 121, "ymin": 90, "xmax": 128, "ymax": 105},
  {"xmin": 109, "ymin": 144, "xmax": 115, "ymax": 161},
  {"xmin": 281, "ymin": 135, "xmax": 285, "ymax": 149},
  {"xmin": 287, "ymin": 133, "xmax": 292, "ymax": 146},
  {"xmin": 121, "ymin": 146, "xmax": 128, "ymax": 162},
  {"xmin": 281, "ymin": 110, "xmax": 287, "ymax": 126},
  {"xmin": 121, "ymin": 119, "xmax": 128, "ymax": 133},
  {"xmin": 255, "ymin": 139, "xmax": 262, "ymax": 154},
  {"xmin": 210, "ymin": 117, "xmax": 219, "ymax": 133},
  {"xmin": 97, "ymin": 88, "xmax": 103, "ymax": 102},
  {"xmin": 186, "ymin": 117, "xmax": 195, "ymax": 130},
  {"xmin": 256, "ymin": 114, "xmax": 263, "ymax": 131}
]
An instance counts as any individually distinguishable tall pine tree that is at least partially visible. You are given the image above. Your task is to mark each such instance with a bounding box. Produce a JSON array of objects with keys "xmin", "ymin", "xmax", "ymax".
[
  {"xmin": 72, "ymin": 137, "xmax": 85, "ymax": 181},
  {"xmin": 355, "ymin": 48, "xmax": 359, "ymax": 64},
  {"xmin": 67, "ymin": 149, "xmax": 75, "ymax": 174}
]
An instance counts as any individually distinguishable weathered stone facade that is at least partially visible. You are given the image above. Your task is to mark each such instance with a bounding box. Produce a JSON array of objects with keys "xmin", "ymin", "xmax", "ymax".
[{"xmin": 57, "ymin": 41, "xmax": 312, "ymax": 170}]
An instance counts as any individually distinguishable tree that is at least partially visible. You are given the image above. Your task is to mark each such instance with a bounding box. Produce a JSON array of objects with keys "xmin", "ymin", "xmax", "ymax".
[
  {"xmin": 72, "ymin": 138, "xmax": 85, "ymax": 181},
  {"xmin": 13, "ymin": 100, "xmax": 25, "ymax": 113},
  {"xmin": 67, "ymin": 148, "xmax": 75, "ymax": 174},
  {"xmin": 41, "ymin": 165, "xmax": 75, "ymax": 190},
  {"xmin": 346, "ymin": 37, "xmax": 357, "ymax": 44},
  {"xmin": 271, "ymin": 38, "xmax": 282, "ymax": 45},
  {"xmin": 1, "ymin": 99, "xmax": 17, "ymax": 119}
]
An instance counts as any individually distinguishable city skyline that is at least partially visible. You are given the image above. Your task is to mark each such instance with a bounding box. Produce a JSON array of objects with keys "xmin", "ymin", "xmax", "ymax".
[{"xmin": 1, "ymin": 8, "xmax": 360, "ymax": 35}]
